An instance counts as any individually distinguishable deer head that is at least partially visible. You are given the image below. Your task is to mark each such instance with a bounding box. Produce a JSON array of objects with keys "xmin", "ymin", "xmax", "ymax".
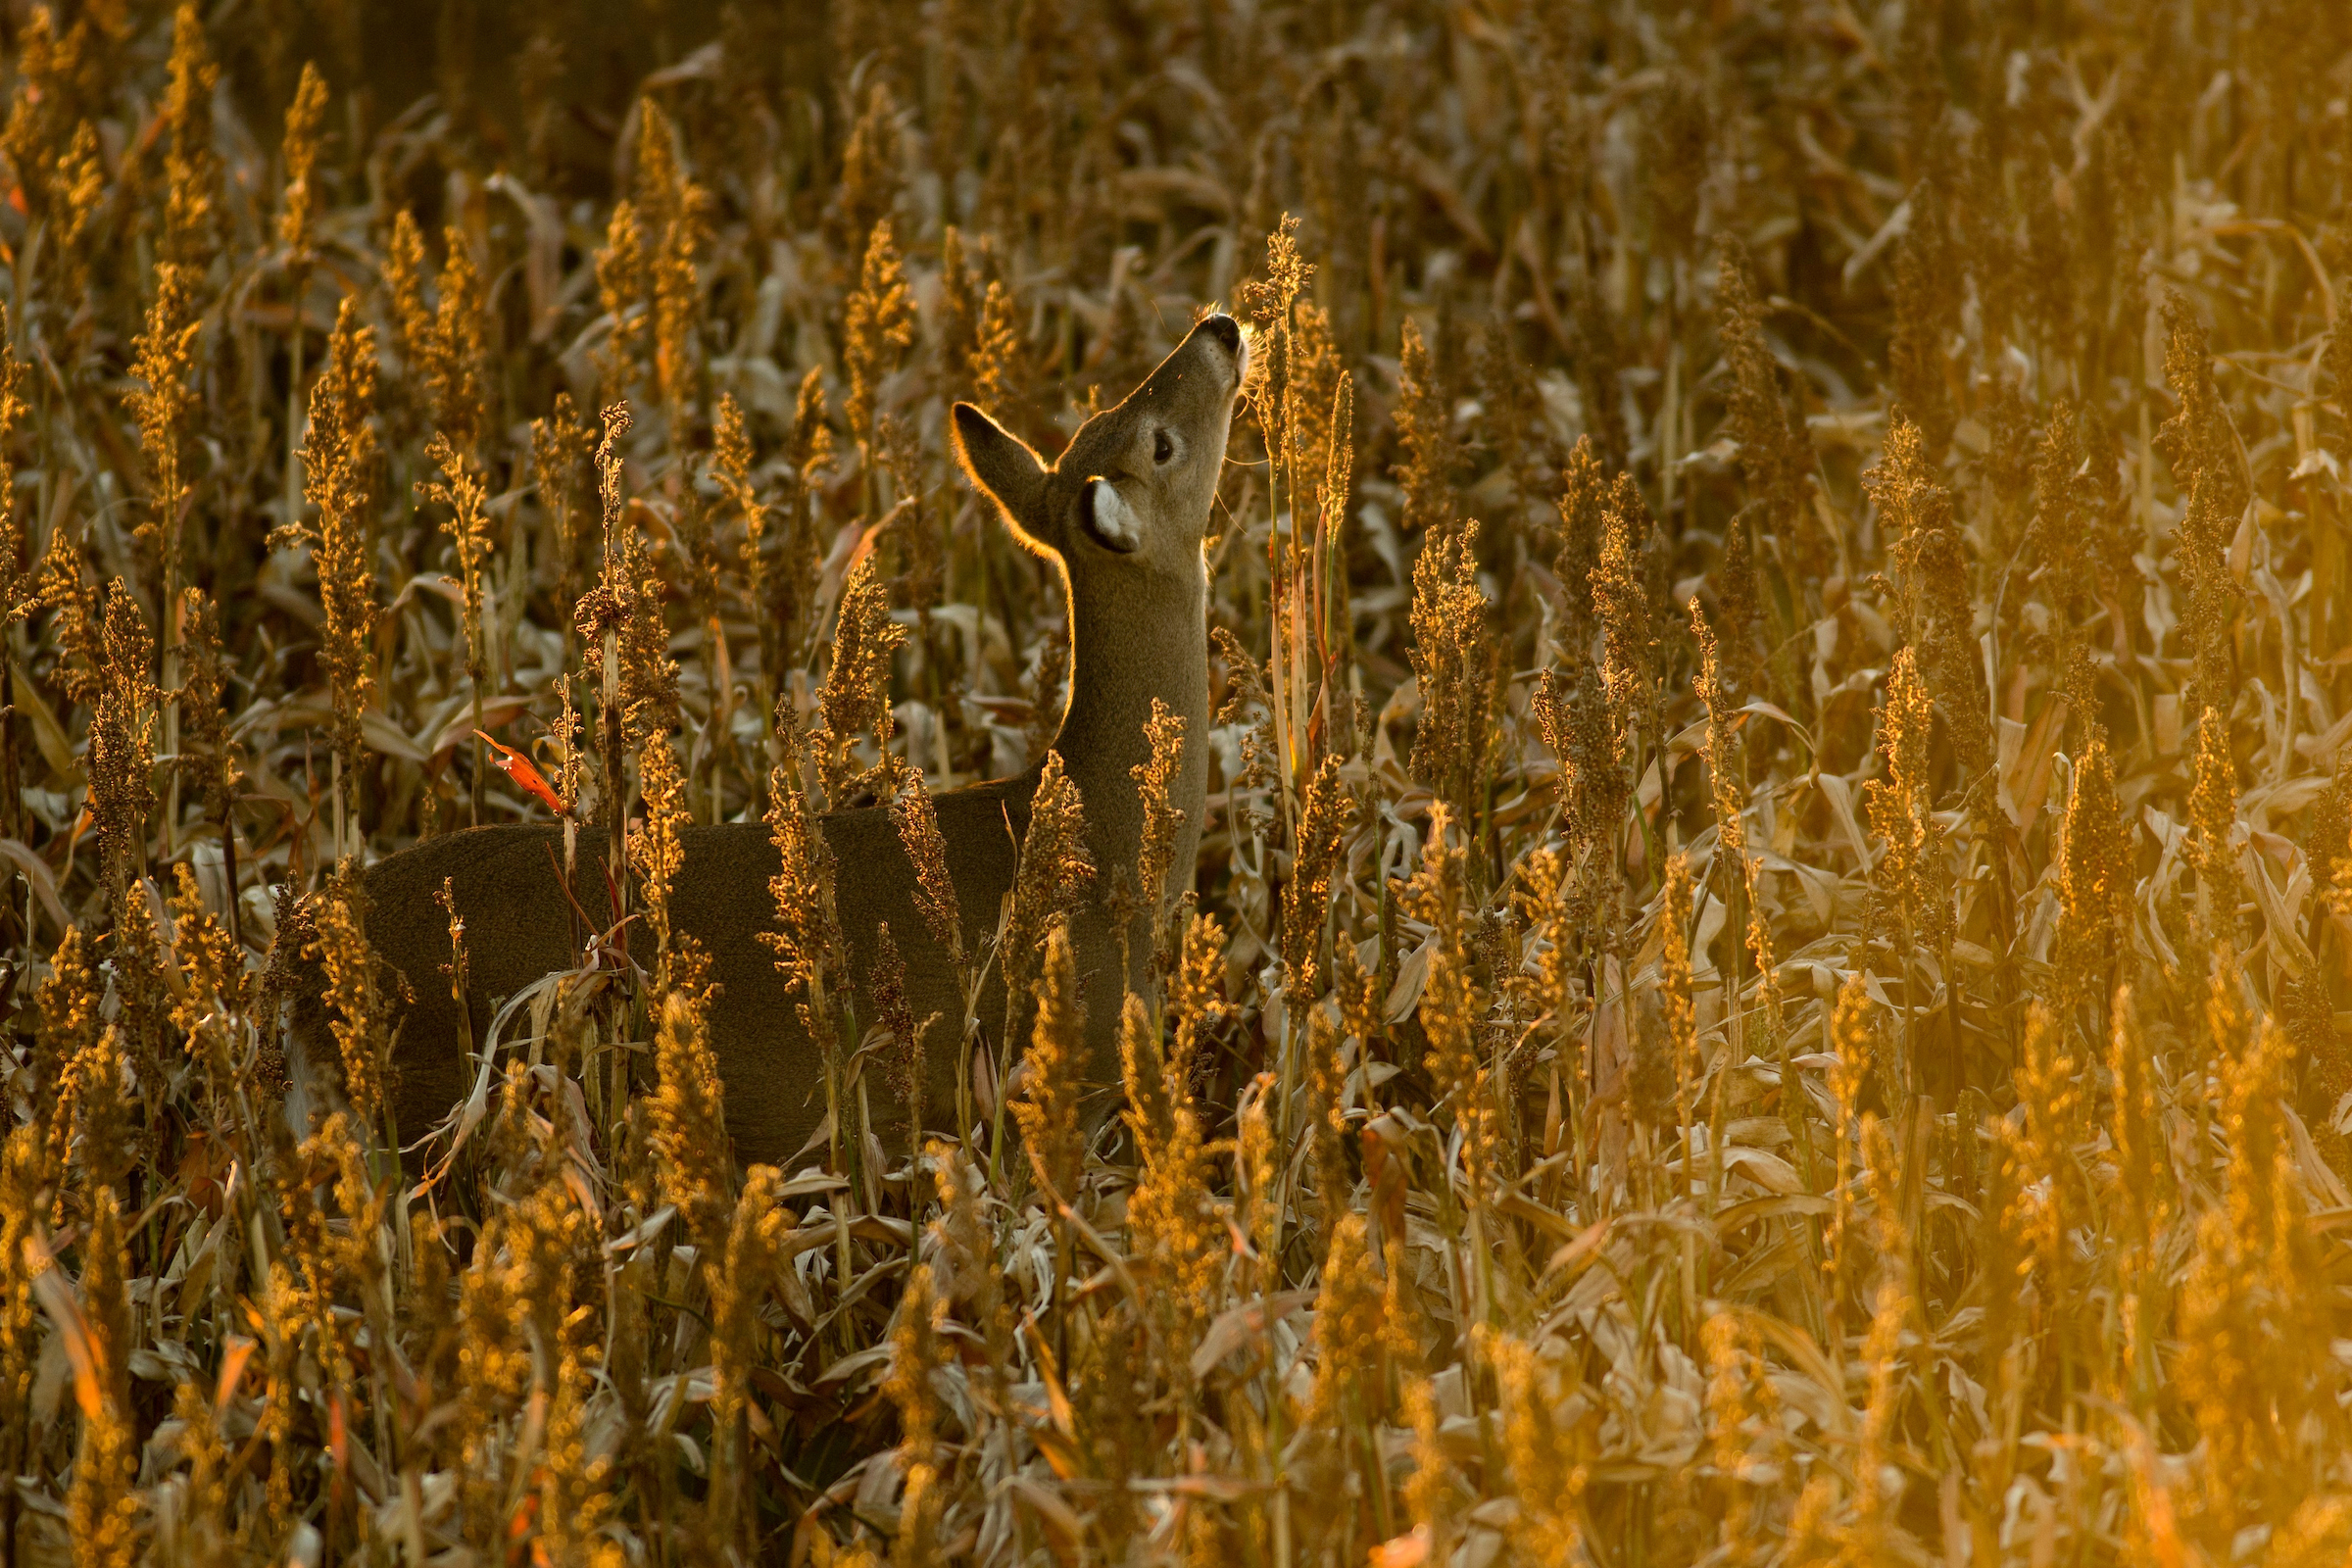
[{"xmin": 951, "ymin": 312, "xmax": 1246, "ymax": 591}]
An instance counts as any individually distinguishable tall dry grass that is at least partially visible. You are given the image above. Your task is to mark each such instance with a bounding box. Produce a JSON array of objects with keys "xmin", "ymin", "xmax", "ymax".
[{"xmin": 3, "ymin": 1, "xmax": 2352, "ymax": 1563}]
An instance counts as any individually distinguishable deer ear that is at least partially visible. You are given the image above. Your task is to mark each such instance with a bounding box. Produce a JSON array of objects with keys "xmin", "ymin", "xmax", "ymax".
[{"xmin": 953, "ymin": 403, "xmax": 1054, "ymax": 552}]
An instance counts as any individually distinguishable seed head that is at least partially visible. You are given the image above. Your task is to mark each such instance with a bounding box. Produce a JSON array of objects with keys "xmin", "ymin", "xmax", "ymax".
[
  {"xmin": 885, "ymin": 1261, "xmax": 950, "ymax": 1566},
  {"xmin": 815, "ymin": 555, "xmax": 908, "ymax": 805},
  {"xmin": 1119, "ymin": 994, "xmax": 1220, "ymax": 1381},
  {"xmin": 892, "ymin": 780, "xmax": 964, "ymax": 968},
  {"xmin": 2054, "ymin": 729, "xmax": 2133, "ymax": 1024},
  {"xmin": 0, "ymin": 1131, "xmax": 45, "ymax": 1498},
  {"xmin": 2187, "ymin": 707, "xmax": 2239, "ymax": 941},
  {"xmin": 579, "ymin": 402, "xmax": 677, "ymax": 746},
  {"xmin": 1825, "ymin": 973, "xmax": 1875, "ymax": 1302},
  {"xmin": 772, "ymin": 368, "xmax": 837, "ymax": 663},
  {"xmin": 1406, "ymin": 808, "xmax": 1497, "ymax": 1189},
  {"xmin": 635, "ymin": 99, "xmax": 710, "ymax": 421},
  {"xmin": 650, "ymin": 981, "xmax": 732, "ymax": 1250},
  {"xmin": 631, "ymin": 729, "xmax": 691, "ymax": 966},
  {"xmin": 2154, "ymin": 292, "xmax": 2247, "ymax": 726},
  {"xmin": 307, "ymin": 870, "xmax": 392, "ymax": 1131},
  {"xmin": 1867, "ymin": 408, "xmax": 1991, "ymax": 780},
  {"xmin": 1281, "ymin": 753, "xmax": 1352, "ymax": 1000},
  {"xmin": 708, "ymin": 1165, "xmax": 789, "ymax": 1539},
  {"xmin": 971, "ymin": 278, "xmax": 1026, "ymax": 416},
  {"xmin": 127, "ymin": 262, "xmax": 202, "ymax": 583},
  {"xmin": 1551, "ymin": 436, "xmax": 1608, "ymax": 656},
  {"xmin": 1659, "ymin": 855, "xmax": 1698, "ymax": 1121},
  {"xmin": 419, "ymin": 433, "xmax": 496, "ymax": 695},
  {"xmin": 159, "ymin": 4, "xmax": 220, "ymax": 272},
  {"xmin": 1592, "ymin": 474, "xmax": 1659, "ymax": 773},
  {"xmin": 1238, "ymin": 216, "xmax": 1314, "ymax": 439},
  {"xmin": 0, "ymin": 311, "xmax": 34, "ymax": 632},
  {"xmin": 1888, "ymin": 181, "xmax": 1959, "ymax": 464},
  {"xmin": 2106, "ymin": 987, "xmax": 2176, "ymax": 1261},
  {"xmin": 1003, "ymin": 754, "xmax": 1095, "ymax": 1050},
  {"xmin": 65, "ymin": 1188, "xmax": 138, "ymax": 1566},
  {"xmin": 425, "ymin": 229, "xmax": 491, "ymax": 458},
  {"xmin": 595, "ymin": 198, "xmax": 651, "ymax": 402},
  {"xmin": 1492, "ymin": 1329, "xmax": 1588, "ymax": 1566},
  {"xmin": 1168, "ymin": 909, "xmax": 1228, "ymax": 1083},
  {"xmin": 828, "ymin": 81, "xmax": 904, "ymax": 275},
  {"xmin": 1863, "ymin": 647, "xmax": 1954, "ymax": 959},
  {"xmin": 711, "ymin": 389, "xmax": 765, "ymax": 602},
  {"xmin": 1236, "ymin": 1077, "xmax": 1279, "ymax": 1268},
  {"xmin": 382, "ymin": 207, "xmax": 430, "ymax": 367},
  {"xmin": 2005, "ymin": 1003, "xmax": 2086, "ymax": 1290},
  {"xmin": 1691, "ymin": 598, "xmax": 1744, "ymax": 865},
  {"xmin": 532, "ymin": 392, "xmax": 596, "ymax": 611},
  {"xmin": 286, "ymin": 296, "xmax": 381, "ymax": 808},
  {"xmin": 1393, "ymin": 317, "xmax": 1459, "ymax": 538},
  {"xmin": 870, "ymin": 921, "xmax": 937, "ymax": 1149},
  {"xmin": 1131, "ymin": 699, "xmax": 1189, "ymax": 931},
  {"xmin": 1286, "ymin": 299, "xmax": 1345, "ymax": 524},
  {"xmin": 845, "ymin": 217, "xmax": 916, "ymax": 462},
  {"xmin": 0, "ymin": 12, "xmax": 105, "ymax": 224},
  {"xmin": 276, "ymin": 61, "xmax": 329, "ymax": 268},
  {"xmin": 760, "ymin": 721, "xmax": 847, "ymax": 1044},
  {"xmin": 936, "ymin": 226, "xmax": 983, "ymax": 395},
  {"xmin": 1012, "ymin": 921, "xmax": 1086, "ymax": 1210},
  {"xmin": 1717, "ymin": 236, "xmax": 1825, "ymax": 580},
  {"xmin": 1408, "ymin": 520, "xmax": 1496, "ymax": 819},
  {"xmin": 1305, "ymin": 1006, "xmax": 1350, "ymax": 1225},
  {"xmin": 173, "ymin": 589, "xmax": 240, "ymax": 821},
  {"xmin": 1402, "ymin": 1377, "xmax": 1463, "ymax": 1545},
  {"xmin": 88, "ymin": 584, "xmax": 157, "ymax": 893},
  {"xmin": 1308, "ymin": 1212, "xmax": 1388, "ymax": 1429}
]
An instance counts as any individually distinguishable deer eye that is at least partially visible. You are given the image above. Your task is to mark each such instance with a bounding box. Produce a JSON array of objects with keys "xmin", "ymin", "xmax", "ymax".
[{"xmin": 1152, "ymin": 428, "xmax": 1175, "ymax": 466}]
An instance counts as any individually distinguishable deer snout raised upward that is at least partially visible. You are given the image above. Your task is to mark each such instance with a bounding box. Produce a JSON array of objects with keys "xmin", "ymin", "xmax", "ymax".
[
  {"xmin": 304, "ymin": 311, "xmax": 1242, "ymax": 1170},
  {"xmin": 954, "ymin": 310, "xmax": 1243, "ymax": 582}
]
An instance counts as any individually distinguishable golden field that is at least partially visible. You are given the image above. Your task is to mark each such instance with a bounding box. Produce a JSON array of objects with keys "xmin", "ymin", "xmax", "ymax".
[{"xmin": 4, "ymin": 1, "xmax": 2352, "ymax": 1563}]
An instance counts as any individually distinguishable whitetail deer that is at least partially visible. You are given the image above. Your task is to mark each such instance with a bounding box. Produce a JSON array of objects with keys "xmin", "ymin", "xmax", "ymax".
[{"xmin": 300, "ymin": 313, "xmax": 1246, "ymax": 1165}]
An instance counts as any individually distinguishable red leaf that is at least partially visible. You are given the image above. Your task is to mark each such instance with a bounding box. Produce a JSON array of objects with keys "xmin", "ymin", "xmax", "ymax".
[
  {"xmin": 215, "ymin": 1335, "xmax": 258, "ymax": 1416},
  {"xmin": 328, "ymin": 1388, "xmax": 350, "ymax": 1494},
  {"xmin": 475, "ymin": 730, "xmax": 569, "ymax": 818}
]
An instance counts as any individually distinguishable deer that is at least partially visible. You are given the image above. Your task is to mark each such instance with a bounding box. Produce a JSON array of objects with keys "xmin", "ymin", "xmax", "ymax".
[{"xmin": 295, "ymin": 312, "xmax": 1247, "ymax": 1168}]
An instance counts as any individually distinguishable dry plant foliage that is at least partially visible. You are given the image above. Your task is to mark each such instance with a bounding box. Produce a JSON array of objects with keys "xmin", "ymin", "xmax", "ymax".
[{"xmin": 7, "ymin": 3, "xmax": 2352, "ymax": 1564}]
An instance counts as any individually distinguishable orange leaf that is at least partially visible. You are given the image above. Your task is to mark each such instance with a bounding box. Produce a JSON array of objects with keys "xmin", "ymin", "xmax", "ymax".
[
  {"xmin": 22, "ymin": 1234, "xmax": 102, "ymax": 1420},
  {"xmin": 475, "ymin": 730, "xmax": 568, "ymax": 817},
  {"xmin": 216, "ymin": 1335, "xmax": 258, "ymax": 1417},
  {"xmin": 328, "ymin": 1388, "xmax": 350, "ymax": 1486},
  {"xmin": 1370, "ymin": 1526, "xmax": 1433, "ymax": 1568}
]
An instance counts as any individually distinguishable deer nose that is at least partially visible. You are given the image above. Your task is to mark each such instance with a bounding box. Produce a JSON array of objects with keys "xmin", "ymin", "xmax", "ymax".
[{"xmin": 1197, "ymin": 314, "xmax": 1242, "ymax": 358}]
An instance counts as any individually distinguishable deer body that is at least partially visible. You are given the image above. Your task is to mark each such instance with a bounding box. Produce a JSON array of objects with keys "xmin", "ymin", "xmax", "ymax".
[{"xmin": 305, "ymin": 315, "xmax": 1244, "ymax": 1167}]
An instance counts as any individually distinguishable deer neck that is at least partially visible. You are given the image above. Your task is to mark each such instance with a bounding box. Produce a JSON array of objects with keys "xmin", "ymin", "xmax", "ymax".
[{"xmin": 1053, "ymin": 555, "xmax": 1210, "ymax": 920}]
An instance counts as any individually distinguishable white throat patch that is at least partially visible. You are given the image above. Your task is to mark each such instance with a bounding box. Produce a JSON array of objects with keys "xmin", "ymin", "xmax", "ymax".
[{"xmin": 1090, "ymin": 479, "xmax": 1142, "ymax": 551}]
